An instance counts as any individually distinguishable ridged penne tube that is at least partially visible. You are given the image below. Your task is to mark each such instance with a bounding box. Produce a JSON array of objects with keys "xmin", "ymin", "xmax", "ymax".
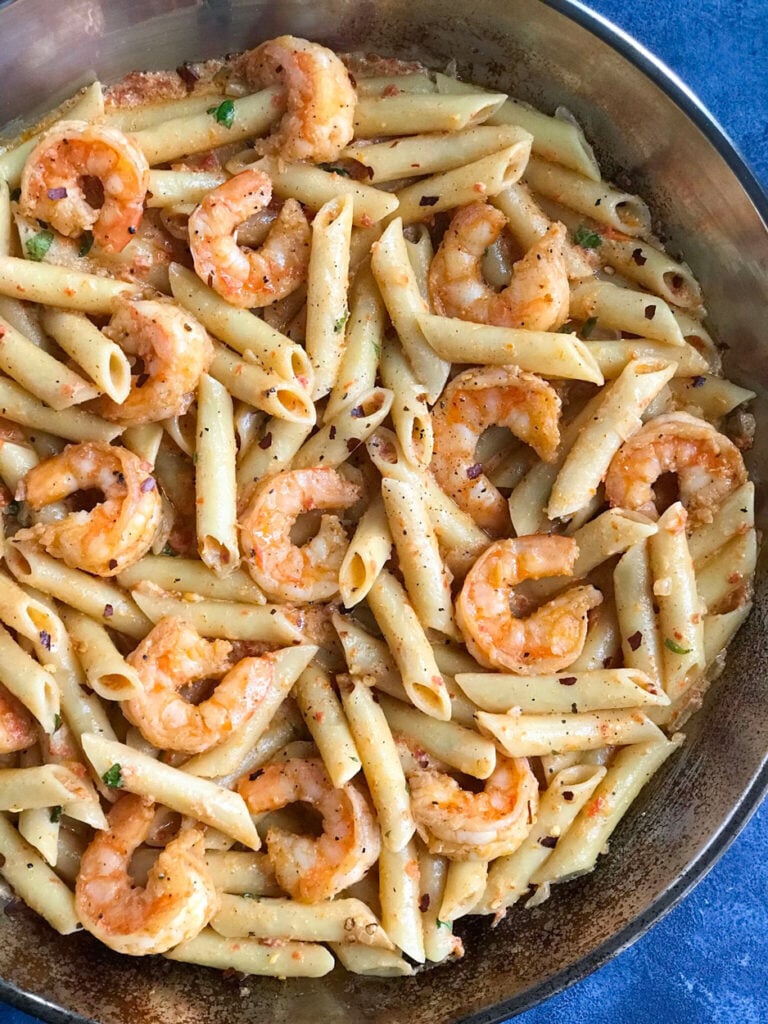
[
  {"xmin": 39, "ymin": 308, "xmax": 132, "ymax": 404},
  {"xmin": 570, "ymin": 280, "xmax": 685, "ymax": 346},
  {"xmin": 209, "ymin": 341, "xmax": 314, "ymax": 424},
  {"xmin": 291, "ymin": 387, "xmax": 392, "ymax": 469},
  {"xmin": 378, "ymin": 693, "xmax": 496, "ymax": 779},
  {"xmin": 4, "ymin": 541, "xmax": 150, "ymax": 638},
  {"xmin": 477, "ymin": 708, "xmax": 663, "ymax": 757},
  {"xmin": 649, "ymin": 503, "xmax": 705, "ymax": 701},
  {"xmin": 614, "ymin": 541, "xmax": 663, "ymax": 686},
  {"xmin": 379, "ymin": 838, "xmax": 425, "ymax": 963},
  {"xmin": 195, "ymin": 374, "xmax": 240, "ymax": 576},
  {"xmin": 0, "ymin": 315, "xmax": 99, "ymax": 409},
  {"xmin": 533, "ymin": 734, "xmax": 683, "ymax": 884},
  {"xmin": 0, "ymin": 378, "xmax": 121, "ymax": 443},
  {"xmin": 455, "ymin": 668, "xmax": 668, "ymax": 714},
  {"xmin": 230, "ymin": 155, "xmax": 399, "ymax": 226},
  {"xmin": 673, "ymin": 312, "xmax": 722, "ymax": 371},
  {"xmin": 324, "ymin": 261, "xmax": 385, "ymax": 420},
  {"xmin": 236, "ymin": 418, "xmax": 312, "ymax": 489},
  {"xmin": 180, "ymin": 645, "xmax": 317, "ymax": 778},
  {"xmin": 568, "ymin": 599, "xmax": 621, "ymax": 673},
  {"xmin": 417, "ymin": 313, "xmax": 604, "ymax": 384},
  {"xmin": 695, "ymin": 529, "xmax": 757, "ymax": 615},
  {"xmin": 18, "ymin": 803, "xmax": 60, "ymax": 867},
  {"xmin": 596, "ymin": 236, "xmax": 703, "ymax": 310},
  {"xmin": 489, "ymin": 100, "xmax": 599, "ymax": 179},
  {"xmin": 703, "ymin": 604, "xmax": 752, "ymax": 666},
  {"xmin": 131, "ymin": 87, "xmax": 282, "ymax": 165},
  {"xmin": 405, "ymin": 224, "xmax": 433, "ymax": 300},
  {"xmin": 0, "ymin": 255, "xmax": 137, "ymax": 312},
  {"xmin": 105, "ymin": 91, "xmax": 225, "ymax": 132},
  {"xmin": 201, "ymin": 850, "xmax": 280, "ymax": 896},
  {"xmin": 439, "ymin": 860, "xmax": 488, "ymax": 922},
  {"xmin": 419, "ymin": 850, "xmax": 458, "ymax": 963},
  {"xmin": 146, "ymin": 169, "xmax": 228, "ymax": 207},
  {"xmin": 330, "ymin": 944, "xmax": 414, "ymax": 977},
  {"xmin": 212, "ymin": 895, "xmax": 392, "ymax": 947},
  {"xmin": 431, "ymin": 643, "xmax": 486, "ymax": 677},
  {"xmin": 548, "ymin": 359, "xmax": 676, "ymax": 519},
  {"xmin": 59, "ymin": 607, "xmax": 142, "ymax": 702},
  {"xmin": 168, "ymin": 264, "xmax": 312, "ymax": 382},
  {"xmin": 394, "ymin": 146, "xmax": 530, "ymax": 225},
  {"xmin": 0, "ymin": 567, "xmax": 62, "ymax": 642},
  {"xmin": 668, "ymin": 374, "xmax": 755, "ymax": 422},
  {"xmin": 0, "ymin": 623, "xmax": 59, "ymax": 732},
  {"xmin": 166, "ymin": 928, "xmax": 334, "ymax": 976},
  {"xmin": 344, "ymin": 123, "xmax": 531, "ymax": 183},
  {"xmin": 367, "ymin": 570, "xmax": 451, "ymax": 721},
  {"xmin": 211, "ymin": 702, "xmax": 305, "ymax": 791},
  {"xmin": 339, "ymin": 675, "xmax": 415, "ymax": 853},
  {"xmin": 81, "ymin": 733, "xmax": 261, "ymax": 849},
  {"xmin": 381, "ymin": 479, "xmax": 456, "ymax": 638},
  {"xmin": 129, "ymin": 584, "xmax": 302, "ymax": 644},
  {"xmin": 371, "ymin": 219, "xmax": 449, "ymax": 403},
  {"xmin": 584, "ymin": 339, "xmax": 709, "ymax": 379},
  {"xmin": 0, "ymin": 813, "xmax": 79, "ymax": 933},
  {"xmin": 305, "ymin": 195, "xmax": 354, "ymax": 400},
  {"xmin": 689, "ymin": 482, "xmax": 754, "ymax": 567},
  {"xmin": 0, "ymin": 764, "xmax": 92, "ymax": 812},
  {"xmin": 118, "ymin": 556, "xmax": 266, "ymax": 605},
  {"xmin": 0, "ymin": 81, "xmax": 104, "ymax": 187},
  {"xmin": 380, "ymin": 341, "xmax": 433, "ymax": 466},
  {"xmin": 353, "ymin": 73, "xmax": 436, "ymax": 96},
  {"xmin": 478, "ymin": 763, "xmax": 607, "ymax": 914},
  {"xmin": 121, "ymin": 423, "xmax": 163, "ymax": 467},
  {"xmin": 525, "ymin": 157, "xmax": 650, "ymax": 234},
  {"xmin": 0, "ymin": 297, "xmax": 53, "ymax": 352},
  {"xmin": 339, "ymin": 496, "xmax": 393, "ymax": 608},
  {"xmin": 294, "ymin": 664, "xmax": 361, "ymax": 788},
  {"xmin": 353, "ymin": 92, "xmax": 506, "ymax": 137}
]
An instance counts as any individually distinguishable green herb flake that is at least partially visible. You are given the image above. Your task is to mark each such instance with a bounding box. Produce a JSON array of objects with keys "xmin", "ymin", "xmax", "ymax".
[
  {"xmin": 372, "ymin": 340, "xmax": 382, "ymax": 359},
  {"xmin": 102, "ymin": 763, "xmax": 124, "ymax": 789},
  {"xmin": 50, "ymin": 806, "xmax": 62, "ymax": 824},
  {"xmin": 161, "ymin": 543, "xmax": 178, "ymax": 557},
  {"xmin": 208, "ymin": 99, "xmax": 236, "ymax": 129},
  {"xmin": 25, "ymin": 229, "xmax": 54, "ymax": 262},
  {"xmin": 581, "ymin": 316, "xmax": 598, "ymax": 338},
  {"xmin": 664, "ymin": 637, "xmax": 692, "ymax": 655},
  {"xmin": 78, "ymin": 231, "xmax": 94, "ymax": 258},
  {"xmin": 53, "ymin": 713, "xmax": 62, "ymax": 732},
  {"xmin": 333, "ymin": 309, "xmax": 350, "ymax": 335},
  {"xmin": 574, "ymin": 225, "xmax": 602, "ymax": 249},
  {"xmin": 319, "ymin": 164, "xmax": 351, "ymax": 177},
  {"xmin": 436, "ymin": 919, "xmax": 452, "ymax": 931}
]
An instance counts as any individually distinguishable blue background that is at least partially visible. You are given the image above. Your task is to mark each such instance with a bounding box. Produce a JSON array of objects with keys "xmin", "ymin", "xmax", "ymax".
[{"xmin": 1, "ymin": 1, "xmax": 767, "ymax": 1023}]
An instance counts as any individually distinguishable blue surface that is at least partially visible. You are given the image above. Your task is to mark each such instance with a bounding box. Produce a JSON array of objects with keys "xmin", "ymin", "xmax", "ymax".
[{"xmin": 1, "ymin": 2, "xmax": 767, "ymax": 1024}]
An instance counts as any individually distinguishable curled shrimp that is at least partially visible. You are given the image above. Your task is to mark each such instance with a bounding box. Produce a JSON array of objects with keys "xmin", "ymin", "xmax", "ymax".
[
  {"xmin": 239, "ymin": 467, "xmax": 361, "ymax": 603},
  {"xmin": 237, "ymin": 757, "xmax": 380, "ymax": 902},
  {"xmin": 123, "ymin": 616, "xmax": 277, "ymax": 755},
  {"xmin": 408, "ymin": 755, "xmax": 539, "ymax": 860},
  {"xmin": 188, "ymin": 169, "xmax": 310, "ymax": 309},
  {"xmin": 20, "ymin": 121, "xmax": 149, "ymax": 254},
  {"xmin": 93, "ymin": 298, "xmax": 213, "ymax": 425},
  {"xmin": 428, "ymin": 204, "xmax": 570, "ymax": 330},
  {"xmin": 431, "ymin": 365, "xmax": 561, "ymax": 536},
  {"xmin": 239, "ymin": 35, "xmax": 356, "ymax": 162},
  {"xmin": 15, "ymin": 442, "xmax": 162, "ymax": 576},
  {"xmin": 456, "ymin": 535, "xmax": 603, "ymax": 674},
  {"xmin": 0, "ymin": 684, "xmax": 35, "ymax": 754},
  {"xmin": 605, "ymin": 411, "xmax": 748, "ymax": 526},
  {"xmin": 75, "ymin": 794, "xmax": 218, "ymax": 955}
]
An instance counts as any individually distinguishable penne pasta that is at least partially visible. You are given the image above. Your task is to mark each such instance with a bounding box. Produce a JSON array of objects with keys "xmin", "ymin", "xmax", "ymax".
[
  {"xmin": 39, "ymin": 308, "xmax": 132, "ymax": 404},
  {"xmin": 354, "ymin": 91, "xmax": 506, "ymax": 136},
  {"xmin": 455, "ymin": 668, "xmax": 668, "ymax": 713},
  {"xmin": 380, "ymin": 339, "xmax": 434, "ymax": 466},
  {"xmin": 166, "ymin": 929, "xmax": 334, "ymax": 977},
  {"xmin": 0, "ymin": 377, "xmax": 121, "ymax": 444},
  {"xmin": 477, "ymin": 707, "xmax": 664, "ymax": 757},
  {"xmin": 211, "ymin": 894, "xmax": 392, "ymax": 947},
  {"xmin": 236, "ymin": 417, "xmax": 312, "ymax": 489},
  {"xmin": 489, "ymin": 100, "xmax": 600, "ymax": 179},
  {"xmin": 439, "ymin": 860, "xmax": 488, "ymax": 923},
  {"xmin": 0, "ymin": 623, "xmax": 59, "ymax": 733},
  {"xmin": 294, "ymin": 664, "xmax": 361, "ymax": 788},
  {"xmin": 291, "ymin": 386, "xmax": 392, "ymax": 469},
  {"xmin": 0, "ymin": 255, "xmax": 137, "ymax": 312},
  {"xmin": 338, "ymin": 496, "xmax": 393, "ymax": 608},
  {"xmin": 419, "ymin": 850, "xmax": 460, "ymax": 963},
  {"xmin": 330, "ymin": 943, "xmax": 414, "ymax": 977},
  {"xmin": 117, "ymin": 556, "xmax": 266, "ymax": 605},
  {"xmin": 60, "ymin": 607, "xmax": 142, "ymax": 702},
  {"xmin": 146, "ymin": 169, "xmax": 228, "ymax": 207},
  {"xmin": 569, "ymin": 279, "xmax": 686, "ymax": 346},
  {"xmin": 195, "ymin": 374, "xmax": 240, "ymax": 576},
  {"xmin": 614, "ymin": 540, "xmax": 664, "ymax": 686},
  {"xmin": 584, "ymin": 338, "xmax": 709, "ymax": 379},
  {"xmin": 378, "ymin": 838, "xmax": 425, "ymax": 963}
]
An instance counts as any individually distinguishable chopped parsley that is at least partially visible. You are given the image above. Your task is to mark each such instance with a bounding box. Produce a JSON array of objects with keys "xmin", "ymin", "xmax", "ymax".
[
  {"xmin": 581, "ymin": 316, "xmax": 598, "ymax": 338},
  {"xmin": 333, "ymin": 309, "xmax": 350, "ymax": 334},
  {"xmin": 436, "ymin": 918, "xmax": 452, "ymax": 931},
  {"xmin": 78, "ymin": 231, "xmax": 94, "ymax": 257},
  {"xmin": 53, "ymin": 713, "xmax": 62, "ymax": 732},
  {"xmin": 208, "ymin": 99, "xmax": 236, "ymax": 129},
  {"xmin": 574, "ymin": 225, "xmax": 602, "ymax": 249},
  {"xmin": 664, "ymin": 637, "xmax": 692, "ymax": 655},
  {"xmin": 25, "ymin": 230, "xmax": 54, "ymax": 262},
  {"xmin": 102, "ymin": 763, "xmax": 124, "ymax": 789},
  {"xmin": 161, "ymin": 543, "xmax": 178, "ymax": 557},
  {"xmin": 50, "ymin": 806, "xmax": 62, "ymax": 824},
  {"xmin": 319, "ymin": 164, "xmax": 351, "ymax": 177}
]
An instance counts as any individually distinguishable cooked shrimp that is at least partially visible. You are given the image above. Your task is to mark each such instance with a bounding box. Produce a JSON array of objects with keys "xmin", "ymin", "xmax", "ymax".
[
  {"xmin": 188, "ymin": 170, "xmax": 310, "ymax": 309},
  {"xmin": 15, "ymin": 442, "xmax": 162, "ymax": 576},
  {"xmin": 239, "ymin": 35, "xmax": 356, "ymax": 162},
  {"xmin": 237, "ymin": 757, "xmax": 380, "ymax": 902},
  {"xmin": 0, "ymin": 684, "xmax": 35, "ymax": 754},
  {"xmin": 605, "ymin": 411, "xmax": 748, "ymax": 526},
  {"xmin": 456, "ymin": 535, "xmax": 603, "ymax": 674},
  {"xmin": 431, "ymin": 365, "xmax": 561, "ymax": 536},
  {"xmin": 93, "ymin": 298, "xmax": 213, "ymax": 425},
  {"xmin": 20, "ymin": 121, "xmax": 149, "ymax": 254},
  {"xmin": 123, "ymin": 616, "xmax": 278, "ymax": 755},
  {"xmin": 75, "ymin": 794, "xmax": 218, "ymax": 956},
  {"xmin": 428, "ymin": 204, "xmax": 570, "ymax": 330},
  {"xmin": 239, "ymin": 467, "xmax": 361, "ymax": 603},
  {"xmin": 408, "ymin": 755, "xmax": 539, "ymax": 860}
]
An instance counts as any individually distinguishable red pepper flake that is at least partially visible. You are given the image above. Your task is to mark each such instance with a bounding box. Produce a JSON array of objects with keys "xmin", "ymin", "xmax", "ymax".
[
  {"xmin": 248, "ymin": 768, "xmax": 265, "ymax": 781},
  {"xmin": 627, "ymin": 630, "xmax": 643, "ymax": 651},
  {"xmin": 538, "ymin": 835, "xmax": 559, "ymax": 849},
  {"xmin": 39, "ymin": 630, "xmax": 51, "ymax": 650},
  {"xmin": 108, "ymin": 559, "xmax": 118, "ymax": 571},
  {"xmin": 329, "ymin": 425, "xmax": 337, "ymax": 440},
  {"xmin": 176, "ymin": 62, "xmax": 200, "ymax": 89},
  {"xmin": 631, "ymin": 247, "xmax": 647, "ymax": 266},
  {"xmin": 466, "ymin": 462, "xmax": 483, "ymax": 480},
  {"xmin": 419, "ymin": 893, "xmax": 430, "ymax": 912},
  {"xmin": 103, "ymin": 604, "xmax": 114, "ymax": 619},
  {"xmin": 47, "ymin": 187, "xmax": 67, "ymax": 200},
  {"xmin": 258, "ymin": 432, "xmax": 273, "ymax": 450},
  {"xmin": 346, "ymin": 437, "xmax": 360, "ymax": 453},
  {"xmin": 562, "ymin": 791, "xmax": 574, "ymax": 801},
  {"xmin": 644, "ymin": 304, "xmax": 657, "ymax": 320},
  {"xmin": 558, "ymin": 676, "xmax": 577, "ymax": 686},
  {"xmin": 419, "ymin": 195, "xmax": 439, "ymax": 207},
  {"xmin": 140, "ymin": 477, "xmax": 156, "ymax": 493},
  {"xmin": 135, "ymin": 372, "xmax": 149, "ymax": 389}
]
